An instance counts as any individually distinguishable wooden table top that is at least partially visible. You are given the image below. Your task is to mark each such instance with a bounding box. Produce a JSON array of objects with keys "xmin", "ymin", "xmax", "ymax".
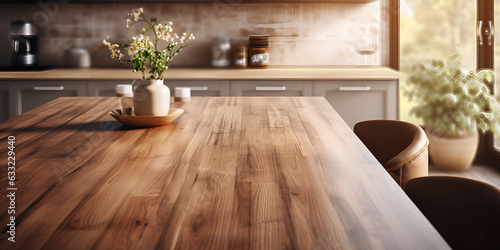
[{"xmin": 0, "ymin": 97, "xmax": 449, "ymax": 249}]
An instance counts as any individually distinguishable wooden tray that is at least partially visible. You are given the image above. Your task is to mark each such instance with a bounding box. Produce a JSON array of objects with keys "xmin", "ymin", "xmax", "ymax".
[{"xmin": 109, "ymin": 108, "xmax": 184, "ymax": 127}]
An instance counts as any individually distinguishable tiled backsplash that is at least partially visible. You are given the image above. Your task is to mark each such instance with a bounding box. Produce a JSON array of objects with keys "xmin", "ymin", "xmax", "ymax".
[{"xmin": 0, "ymin": 2, "xmax": 380, "ymax": 67}]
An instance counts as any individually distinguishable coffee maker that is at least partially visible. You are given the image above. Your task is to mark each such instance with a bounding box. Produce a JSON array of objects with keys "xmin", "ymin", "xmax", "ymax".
[{"xmin": 10, "ymin": 20, "xmax": 39, "ymax": 68}]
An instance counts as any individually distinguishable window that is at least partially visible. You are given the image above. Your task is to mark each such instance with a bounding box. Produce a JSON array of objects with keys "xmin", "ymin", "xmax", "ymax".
[
  {"xmin": 400, "ymin": 0, "xmax": 500, "ymax": 165},
  {"xmin": 400, "ymin": 0, "xmax": 476, "ymax": 124}
]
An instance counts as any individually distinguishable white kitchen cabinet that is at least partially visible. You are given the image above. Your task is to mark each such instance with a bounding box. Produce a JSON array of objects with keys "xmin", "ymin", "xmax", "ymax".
[
  {"xmin": 231, "ymin": 80, "xmax": 312, "ymax": 96},
  {"xmin": 165, "ymin": 80, "xmax": 230, "ymax": 96},
  {"xmin": 314, "ymin": 80, "xmax": 398, "ymax": 128},
  {"xmin": 17, "ymin": 81, "xmax": 86, "ymax": 114},
  {"xmin": 1, "ymin": 79, "xmax": 398, "ymax": 127}
]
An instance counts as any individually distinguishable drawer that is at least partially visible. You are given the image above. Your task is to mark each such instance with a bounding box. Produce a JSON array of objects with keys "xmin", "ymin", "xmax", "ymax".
[
  {"xmin": 165, "ymin": 80, "xmax": 230, "ymax": 96},
  {"xmin": 87, "ymin": 80, "xmax": 134, "ymax": 97},
  {"xmin": 230, "ymin": 80, "xmax": 312, "ymax": 96},
  {"xmin": 313, "ymin": 80, "xmax": 398, "ymax": 128},
  {"xmin": 17, "ymin": 81, "xmax": 86, "ymax": 114}
]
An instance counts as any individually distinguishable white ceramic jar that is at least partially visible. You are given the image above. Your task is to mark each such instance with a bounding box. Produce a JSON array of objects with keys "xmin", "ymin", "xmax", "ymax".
[
  {"xmin": 133, "ymin": 79, "xmax": 170, "ymax": 116},
  {"xmin": 211, "ymin": 37, "xmax": 231, "ymax": 67}
]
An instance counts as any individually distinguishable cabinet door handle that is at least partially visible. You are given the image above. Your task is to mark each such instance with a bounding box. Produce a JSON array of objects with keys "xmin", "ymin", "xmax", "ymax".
[
  {"xmin": 186, "ymin": 86, "xmax": 209, "ymax": 91},
  {"xmin": 33, "ymin": 86, "xmax": 65, "ymax": 91},
  {"xmin": 255, "ymin": 86, "xmax": 287, "ymax": 91},
  {"xmin": 338, "ymin": 86, "xmax": 371, "ymax": 91}
]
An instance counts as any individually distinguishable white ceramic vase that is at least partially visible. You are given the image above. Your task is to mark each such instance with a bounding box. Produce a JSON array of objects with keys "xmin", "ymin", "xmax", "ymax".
[
  {"xmin": 426, "ymin": 128, "xmax": 479, "ymax": 171},
  {"xmin": 133, "ymin": 79, "xmax": 170, "ymax": 116}
]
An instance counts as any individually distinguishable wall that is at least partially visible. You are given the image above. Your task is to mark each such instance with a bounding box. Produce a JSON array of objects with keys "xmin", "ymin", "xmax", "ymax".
[{"xmin": 0, "ymin": 2, "xmax": 380, "ymax": 67}]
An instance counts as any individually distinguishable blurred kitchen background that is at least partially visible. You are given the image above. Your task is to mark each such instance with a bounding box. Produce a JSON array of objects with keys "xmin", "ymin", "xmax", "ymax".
[{"xmin": 0, "ymin": 2, "xmax": 381, "ymax": 67}]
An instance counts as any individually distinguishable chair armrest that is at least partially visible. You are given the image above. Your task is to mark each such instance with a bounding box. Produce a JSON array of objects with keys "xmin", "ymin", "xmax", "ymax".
[{"xmin": 385, "ymin": 132, "xmax": 429, "ymax": 172}]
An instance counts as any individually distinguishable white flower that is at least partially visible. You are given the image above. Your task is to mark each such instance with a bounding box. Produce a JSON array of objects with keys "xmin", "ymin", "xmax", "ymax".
[
  {"xmin": 102, "ymin": 36, "xmax": 111, "ymax": 46},
  {"xmin": 129, "ymin": 8, "xmax": 143, "ymax": 21},
  {"xmin": 180, "ymin": 32, "xmax": 195, "ymax": 43},
  {"xmin": 104, "ymin": 8, "xmax": 194, "ymax": 80}
]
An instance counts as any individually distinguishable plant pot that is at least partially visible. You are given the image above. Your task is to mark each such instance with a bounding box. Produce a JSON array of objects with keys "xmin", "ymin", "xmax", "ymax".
[
  {"xmin": 426, "ymin": 129, "xmax": 479, "ymax": 171},
  {"xmin": 133, "ymin": 79, "xmax": 170, "ymax": 116}
]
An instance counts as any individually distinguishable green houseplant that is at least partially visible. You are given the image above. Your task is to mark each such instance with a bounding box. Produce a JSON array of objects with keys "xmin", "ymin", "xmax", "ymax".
[
  {"xmin": 405, "ymin": 51, "xmax": 500, "ymax": 170},
  {"xmin": 103, "ymin": 8, "xmax": 195, "ymax": 116}
]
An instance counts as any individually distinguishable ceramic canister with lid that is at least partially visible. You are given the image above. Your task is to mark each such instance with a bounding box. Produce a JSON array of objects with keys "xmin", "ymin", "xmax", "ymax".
[
  {"xmin": 248, "ymin": 35, "xmax": 269, "ymax": 67},
  {"xmin": 212, "ymin": 37, "xmax": 231, "ymax": 67}
]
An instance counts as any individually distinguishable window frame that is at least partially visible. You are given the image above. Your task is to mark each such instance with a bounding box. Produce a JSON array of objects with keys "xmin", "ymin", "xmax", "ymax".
[{"xmin": 476, "ymin": 0, "xmax": 500, "ymax": 166}]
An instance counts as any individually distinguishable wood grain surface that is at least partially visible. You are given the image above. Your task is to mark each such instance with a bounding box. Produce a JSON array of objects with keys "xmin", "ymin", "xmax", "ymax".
[
  {"xmin": 0, "ymin": 67, "xmax": 399, "ymax": 80},
  {"xmin": 0, "ymin": 97, "xmax": 449, "ymax": 249}
]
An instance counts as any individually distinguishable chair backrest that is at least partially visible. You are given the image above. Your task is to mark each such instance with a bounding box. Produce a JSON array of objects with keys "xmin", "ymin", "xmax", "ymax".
[
  {"xmin": 354, "ymin": 120, "xmax": 425, "ymax": 167},
  {"xmin": 405, "ymin": 176, "xmax": 500, "ymax": 250},
  {"xmin": 354, "ymin": 120, "xmax": 429, "ymax": 187}
]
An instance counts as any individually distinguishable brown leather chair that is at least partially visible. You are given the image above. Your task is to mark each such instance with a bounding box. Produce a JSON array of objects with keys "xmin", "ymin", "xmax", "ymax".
[
  {"xmin": 354, "ymin": 120, "xmax": 429, "ymax": 188},
  {"xmin": 405, "ymin": 176, "xmax": 500, "ymax": 250}
]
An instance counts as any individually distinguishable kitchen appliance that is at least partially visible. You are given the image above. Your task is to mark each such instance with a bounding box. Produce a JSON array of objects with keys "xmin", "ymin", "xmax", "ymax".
[
  {"xmin": 10, "ymin": 20, "xmax": 39, "ymax": 68},
  {"xmin": 64, "ymin": 48, "xmax": 91, "ymax": 68}
]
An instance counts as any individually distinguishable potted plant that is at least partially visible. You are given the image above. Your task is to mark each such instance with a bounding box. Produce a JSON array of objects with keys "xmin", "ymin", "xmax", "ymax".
[
  {"xmin": 405, "ymin": 51, "xmax": 500, "ymax": 171},
  {"xmin": 103, "ymin": 8, "xmax": 195, "ymax": 116}
]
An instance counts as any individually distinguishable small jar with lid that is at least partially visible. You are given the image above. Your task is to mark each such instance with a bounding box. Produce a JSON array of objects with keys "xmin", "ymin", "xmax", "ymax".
[
  {"xmin": 115, "ymin": 84, "xmax": 133, "ymax": 97},
  {"xmin": 248, "ymin": 35, "xmax": 269, "ymax": 68},
  {"xmin": 233, "ymin": 45, "xmax": 247, "ymax": 68}
]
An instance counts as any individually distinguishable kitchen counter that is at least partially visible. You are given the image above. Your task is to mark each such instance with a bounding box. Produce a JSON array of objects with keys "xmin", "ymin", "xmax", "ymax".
[{"xmin": 0, "ymin": 66, "xmax": 399, "ymax": 80}]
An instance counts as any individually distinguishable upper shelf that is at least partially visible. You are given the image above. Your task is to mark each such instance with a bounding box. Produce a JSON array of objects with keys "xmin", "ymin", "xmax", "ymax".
[{"xmin": 5, "ymin": 0, "xmax": 378, "ymax": 3}]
